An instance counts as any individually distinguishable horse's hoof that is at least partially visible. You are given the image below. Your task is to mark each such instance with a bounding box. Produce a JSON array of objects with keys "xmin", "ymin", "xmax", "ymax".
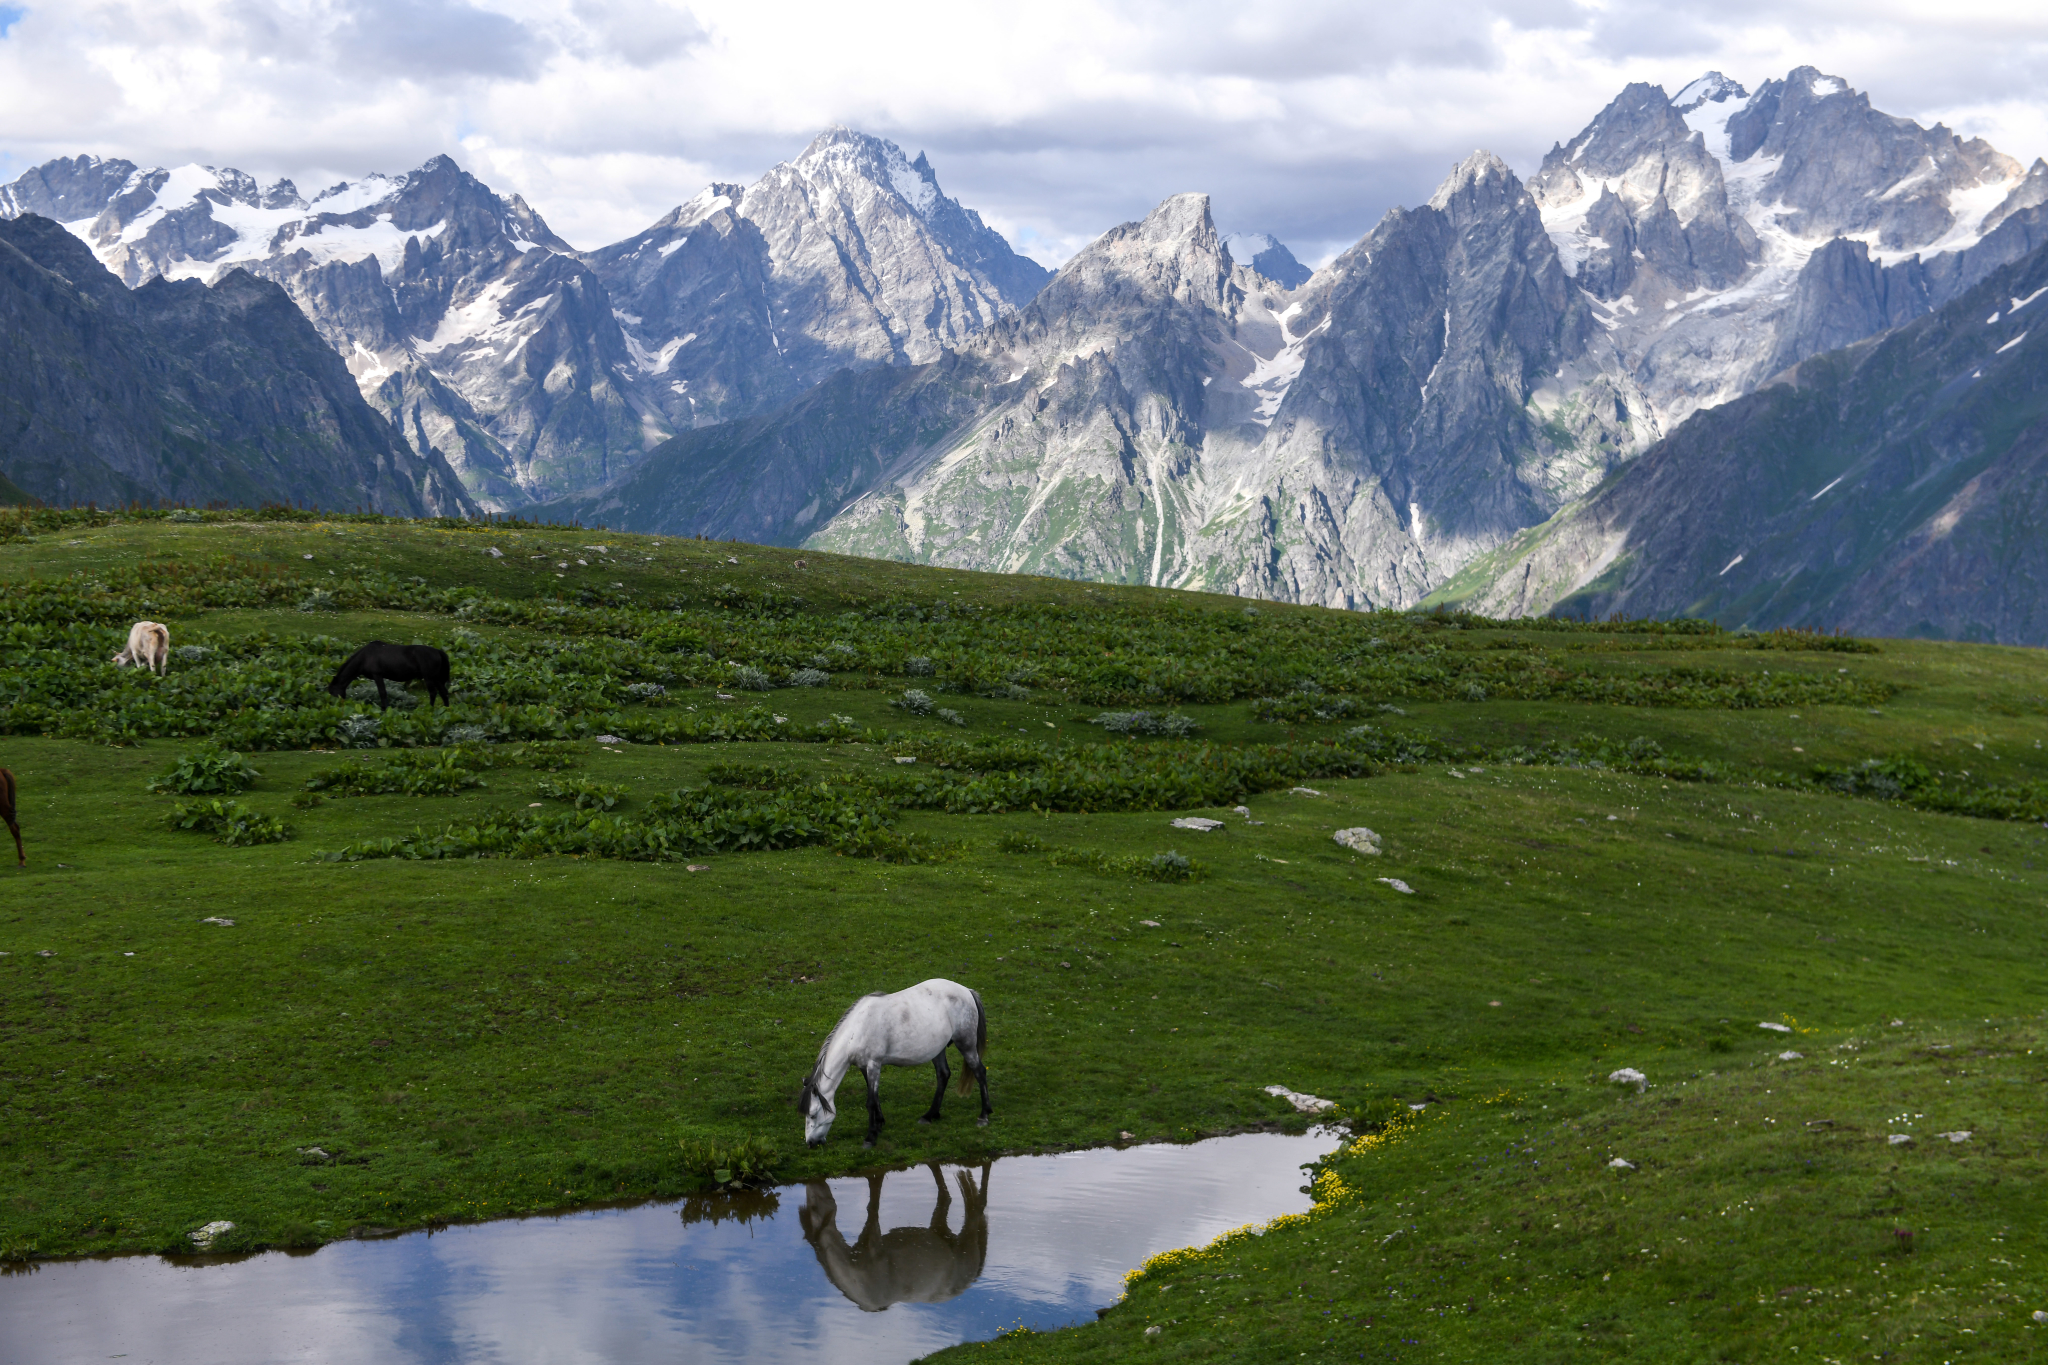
[{"xmin": 977, "ymin": 1117, "xmax": 990, "ymax": 1127}]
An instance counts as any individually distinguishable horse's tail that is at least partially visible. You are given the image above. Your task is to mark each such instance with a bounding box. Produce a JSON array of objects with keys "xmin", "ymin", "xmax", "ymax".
[{"xmin": 958, "ymin": 990, "xmax": 986, "ymax": 1095}]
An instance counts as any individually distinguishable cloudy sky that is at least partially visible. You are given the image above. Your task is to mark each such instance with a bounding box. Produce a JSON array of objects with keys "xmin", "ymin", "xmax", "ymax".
[{"xmin": 1, "ymin": 0, "xmax": 2044, "ymax": 265}]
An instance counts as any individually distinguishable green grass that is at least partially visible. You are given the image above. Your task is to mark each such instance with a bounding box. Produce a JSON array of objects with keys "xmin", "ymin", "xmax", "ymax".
[{"xmin": 1, "ymin": 507, "xmax": 2046, "ymax": 1360}]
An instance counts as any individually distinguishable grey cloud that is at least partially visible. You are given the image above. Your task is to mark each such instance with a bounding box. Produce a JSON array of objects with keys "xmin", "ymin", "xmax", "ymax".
[
  {"xmin": 329, "ymin": 0, "xmax": 549, "ymax": 80},
  {"xmin": 570, "ymin": 0, "xmax": 705, "ymax": 68}
]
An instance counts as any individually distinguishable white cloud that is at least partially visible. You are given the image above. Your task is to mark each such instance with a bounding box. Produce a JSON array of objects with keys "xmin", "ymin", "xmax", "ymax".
[{"xmin": 0, "ymin": 0, "xmax": 2043, "ymax": 262}]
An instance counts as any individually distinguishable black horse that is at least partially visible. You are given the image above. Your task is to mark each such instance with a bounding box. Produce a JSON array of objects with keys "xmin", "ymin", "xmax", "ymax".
[{"xmin": 328, "ymin": 642, "xmax": 451, "ymax": 710}]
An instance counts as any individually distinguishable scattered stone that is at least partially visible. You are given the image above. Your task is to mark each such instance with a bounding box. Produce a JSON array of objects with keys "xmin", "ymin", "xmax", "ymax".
[
  {"xmin": 716, "ymin": 692, "xmax": 737, "ymax": 701},
  {"xmin": 1759, "ymin": 1021, "xmax": 1792, "ymax": 1033},
  {"xmin": 1139, "ymin": 920, "xmax": 1161, "ymax": 928},
  {"xmin": 1888, "ymin": 1134, "xmax": 1913, "ymax": 1145},
  {"xmin": 890, "ymin": 756, "xmax": 918, "ymax": 765},
  {"xmin": 1608, "ymin": 1068, "xmax": 1647, "ymax": 1092},
  {"xmin": 528, "ymin": 802, "xmax": 544, "ymax": 808},
  {"xmin": 1408, "ymin": 1103, "xmax": 1427, "ymax": 1111},
  {"xmin": 1332, "ymin": 827, "xmax": 1381, "ymax": 855},
  {"xmin": 188, "ymin": 1220, "xmax": 235, "ymax": 1249},
  {"xmin": 592, "ymin": 734, "xmax": 626, "ymax": 745},
  {"xmin": 1936, "ymin": 1131, "xmax": 1972, "ymax": 1143},
  {"xmin": 1608, "ymin": 1158, "xmax": 1636, "ymax": 1170},
  {"xmin": 1170, "ymin": 817, "xmax": 1224, "ymax": 831},
  {"xmin": 1118, "ymin": 1131, "xmax": 1135, "ymax": 1141},
  {"xmin": 1290, "ymin": 787, "xmax": 1322, "ymax": 797},
  {"xmin": 1059, "ymin": 962, "xmax": 1071, "ymax": 969},
  {"xmin": 1376, "ymin": 877, "xmax": 1414, "ymax": 894},
  {"xmin": 298, "ymin": 1146, "xmax": 331, "ymax": 1160},
  {"xmin": 1488, "ymin": 1000, "xmax": 1501, "ymax": 1007},
  {"xmin": 685, "ymin": 864, "xmax": 709, "ymax": 872},
  {"xmin": 486, "ymin": 547, "xmax": 503, "ymax": 558},
  {"xmin": 1264, "ymin": 1085, "xmax": 1337, "ymax": 1113},
  {"xmin": 1889, "ymin": 1018, "xmax": 1905, "ymax": 1026},
  {"xmin": 1145, "ymin": 1325, "xmax": 1162, "ymax": 1336},
  {"xmin": 36, "ymin": 950, "xmax": 54, "ymax": 957},
  {"xmin": 1778, "ymin": 1051, "xmax": 1804, "ymax": 1060},
  {"xmin": 201, "ymin": 917, "xmax": 235, "ymax": 927},
  {"xmin": 2034, "ymin": 1310, "xmax": 2048, "ymax": 1323}
]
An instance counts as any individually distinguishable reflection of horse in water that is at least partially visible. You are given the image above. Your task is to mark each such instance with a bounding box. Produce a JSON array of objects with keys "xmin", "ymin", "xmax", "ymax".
[{"xmin": 799, "ymin": 1163, "xmax": 991, "ymax": 1311}]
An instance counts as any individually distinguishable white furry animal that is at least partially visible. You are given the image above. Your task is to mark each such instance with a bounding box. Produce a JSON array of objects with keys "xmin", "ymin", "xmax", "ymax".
[
  {"xmin": 111, "ymin": 620, "xmax": 170, "ymax": 675},
  {"xmin": 797, "ymin": 978, "xmax": 989, "ymax": 1148}
]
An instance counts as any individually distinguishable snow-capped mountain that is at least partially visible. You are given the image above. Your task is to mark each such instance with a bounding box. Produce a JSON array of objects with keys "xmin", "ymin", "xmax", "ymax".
[
  {"xmin": 545, "ymin": 67, "xmax": 2048, "ymax": 634},
  {"xmin": 0, "ymin": 134, "xmax": 1049, "ymax": 509},
  {"xmin": 1531, "ymin": 67, "xmax": 2047, "ymax": 429},
  {"xmin": 582, "ymin": 128, "xmax": 1050, "ymax": 430}
]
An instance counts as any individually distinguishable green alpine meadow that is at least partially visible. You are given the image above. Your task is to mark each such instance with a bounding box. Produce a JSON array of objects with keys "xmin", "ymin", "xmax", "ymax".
[{"xmin": 2, "ymin": 504, "xmax": 2045, "ymax": 1361}]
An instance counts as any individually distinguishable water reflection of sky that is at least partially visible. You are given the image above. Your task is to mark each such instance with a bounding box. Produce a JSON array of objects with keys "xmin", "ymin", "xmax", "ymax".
[{"xmin": 0, "ymin": 1130, "xmax": 1338, "ymax": 1365}]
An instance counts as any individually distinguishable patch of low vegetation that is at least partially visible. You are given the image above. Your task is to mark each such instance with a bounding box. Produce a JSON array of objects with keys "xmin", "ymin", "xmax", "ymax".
[
  {"xmin": 148, "ymin": 746, "xmax": 261, "ymax": 795},
  {"xmin": 164, "ymin": 797, "xmax": 291, "ymax": 845}
]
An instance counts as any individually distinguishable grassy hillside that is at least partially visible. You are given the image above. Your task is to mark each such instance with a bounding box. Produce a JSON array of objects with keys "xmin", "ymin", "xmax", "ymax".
[{"xmin": 1, "ymin": 504, "xmax": 2044, "ymax": 1359}]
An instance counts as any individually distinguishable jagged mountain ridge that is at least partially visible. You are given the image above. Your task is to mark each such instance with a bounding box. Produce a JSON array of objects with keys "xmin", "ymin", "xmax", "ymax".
[
  {"xmin": 0, "ymin": 132, "xmax": 1050, "ymax": 510},
  {"xmin": 547, "ymin": 166, "xmax": 1648, "ymax": 606},
  {"xmin": 0, "ymin": 213, "xmax": 472, "ymax": 515},
  {"xmin": 1432, "ymin": 236, "xmax": 2048, "ymax": 644}
]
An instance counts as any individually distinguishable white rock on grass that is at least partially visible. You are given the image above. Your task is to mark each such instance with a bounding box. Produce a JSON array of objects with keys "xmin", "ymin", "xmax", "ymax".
[
  {"xmin": 1936, "ymin": 1131, "xmax": 1973, "ymax": 1143},
  {"xmin": 1376, "ymin": 877, "xmax": 1414, "ymax": 894},
  {"xmin": 1608, "ymin": 1157, "xmax": 1636, "ymax": 1170},
  {"xmin": 1171, "ymin": 817, "xmax": 1224, "ymax": 831},
  {"xmin": 593, "ymin": 734, "xmax": 626, "ymax": 745},
  {"xmin": 188, "ymin": 1221, "xmax": 235, "ymax": 1249},
  {"xmin": 1759, "ymin": 1022, "xmax": 1792, "ymax": 1033},
  {"xmin": 2032, "ymin": 1310, "xmax": 2048, "ymax": 1323},
  {"xmin": 1264, "ymin": 1085, "xmax": 1337, "ymax": 1113},
  {"xmin": 1290, "ymin": 787, "xmax": 1323, "ymax": 797},
  {"xmin": 1333, "ymin": 827, "xmax": 1381, "ymax": 854},
  {"xmin": 1608, "ymin": 1068, "xmax": 1647, "ymax": 1092},
  {"xmin": 200, "ymin": 917, "xmax": 235, "ymax": 927},
  {"xmin": 1778, "ymin": 1051, "xmax": 1804, "ymax": 1060},
  {"xmin": 1888, "ymin": 1134, "xmax": 1914, "ymax": 1145}
]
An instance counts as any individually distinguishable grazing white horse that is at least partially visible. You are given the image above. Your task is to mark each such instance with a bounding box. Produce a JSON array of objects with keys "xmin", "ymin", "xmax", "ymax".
[
  {"xmin": 111, "ymin": 620, "xmax": 170, "ymax": 675},
  {"xmin": 798, "ymin": 978, "xmax": 989, "ymax": 1148}
]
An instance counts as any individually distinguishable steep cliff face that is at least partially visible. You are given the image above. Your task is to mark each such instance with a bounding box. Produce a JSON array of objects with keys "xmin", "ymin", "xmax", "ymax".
[
  {"xmin": 1437, "ymin": 238, "xmax": 2048, "ymax": 644},
  {"xmin": 0, "ymin": 214, "xmax": 473, "ymax": 515},
  {"xmin": 582, "ymin": 129, "xmax": 1051, "ymax": 432}
]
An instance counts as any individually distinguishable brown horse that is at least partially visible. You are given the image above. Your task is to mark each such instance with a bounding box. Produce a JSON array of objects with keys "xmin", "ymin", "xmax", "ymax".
[{"xmin": 0, "ymin": 767, "xmax": 22, "ymax": 866}]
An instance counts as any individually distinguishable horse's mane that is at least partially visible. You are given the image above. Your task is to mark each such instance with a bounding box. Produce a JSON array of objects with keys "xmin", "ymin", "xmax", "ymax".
[{"xmin": 811, "ymin": 991, "xmax": 887, "ymax": 1075}]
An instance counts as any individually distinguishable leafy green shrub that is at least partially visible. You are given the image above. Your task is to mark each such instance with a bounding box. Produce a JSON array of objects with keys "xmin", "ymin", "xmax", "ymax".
[
  {"xmin": 537, "ymin": 775, "xmax": 627, "ymax": 811},
  {"xmin": 346, "ymin": 678, "xmax": 419, "ymax": 710},
  {"xmin": 624, "ymin": 682, "xmax": 667, "ymax": 699},
  {"xmin": 788, "ymin": 668, "xmax": 830, "ymax": 687},
  {"xmin": 165, "ymin": 799, "xmax": 291, "ymax": 845},
  {"xmin": 1146, "ymin": 850, "xmax": 1197, "ymax": 881},
  {"xmin": 906, "ymin": 656, "xmax": 935, "ymax": 676},
  {"xmin": 676, "ymin": 1135, "xmax": 779, "ymax": 1189},
  {"xmin": 149, "ymin": 747, "xmax": 261, "ymax": 795},
  {"xmin": 1087, "ymin": 710, "xmax": 1202, "ymax": 737},
  {"xmin": 1252, "ymin": 696, "xmax": 1362, "ymax": 723},
  {"xmin": 731, "ymin": 666, "xmax": 772, "ymax": 691},
  {"xmin": 936, "ymin": 707, "xmax": 967, "ymax": 727},
  {"xmin": 308, "ymin": 749, "xmax": 486, "ymax": 796},
  {"xmin": 982, "ymin": 682, "xmax": 1031, "ymax": 700},
  {"xmin": 892, "ymin": 689, "xmax": 935, "ymax": 716},
  {"xmin": 296, "ymin": 588, "xmax": 340, "ymax": 612},
  {"xmin": 705, "ymin": 760, "xmax": 809, "ymax": 790}
]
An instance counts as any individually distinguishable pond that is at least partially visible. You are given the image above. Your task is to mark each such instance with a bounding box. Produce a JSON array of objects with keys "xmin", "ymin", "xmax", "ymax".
[{"xmin": 0, "ymin": 1129, "xmax": 1340, "ymax": 1364}]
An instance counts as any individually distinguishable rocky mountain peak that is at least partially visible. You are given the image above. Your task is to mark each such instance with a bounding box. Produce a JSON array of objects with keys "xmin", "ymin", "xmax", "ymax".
[
  {"xmin": 1672, "ymin": 71, "xmax": 1747, "ymax": 113},
  {"xmin": 1426, "ymin": 151, "xmax": 1524, "ymax": 223},
  {"xmin": 1222, "ymin": 232, "xmax": 1312, "ymax": 288}
]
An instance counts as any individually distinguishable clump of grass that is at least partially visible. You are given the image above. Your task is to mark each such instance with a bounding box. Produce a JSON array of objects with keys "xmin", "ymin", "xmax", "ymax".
[
  {"xmin": 296, "ymin": 587, "xmax": 339, "ymax": 612},
  {"xmin": 730, "ymin": 665, "xmax": 773, "ymax": 692},
  {"xmin": 624, "ymin": 682, "xmax": 666, "ymax": 699},
  {"xmin": 982, "ymin": 682, "xmax": 1031, "ymax": 700},
  {"xmin": 788, "ymin": 668, "xmax": 830, "ymax": 687},
  {"xmin": 165, "ymin": 798, "xmax": 291, "ymax": 846},
  {"xmin": 1086, "ymin": 710, "xmax": 1202, "ymax": 737},
  {"xmin": 704, "ymin": 760, "xmax": 810, "ymax": 790},
  {"xmin": 996, "ymin": 830, "xmax": 1202, "ymax": 880},
  {"xmin": 537, "ymin": 775, "xmax": 627, "ymax": 811},
  {"xmin": 905, "ymin": 656, "xmax": 936, "ymax": 676},
  {"xmin": 892, "ymin": 688, "xmax": 935, "ymax": 716},
  {"xmin": 149, "ymin": 747, "xmax": 261, "ymax": 796},
  {"xmin": 936, "ymin": 707, "xmax": 967, "ymax": 727},
  {"xmin": 675, "ymin": 1134, "xmax": 779, "ymax": 1189}
]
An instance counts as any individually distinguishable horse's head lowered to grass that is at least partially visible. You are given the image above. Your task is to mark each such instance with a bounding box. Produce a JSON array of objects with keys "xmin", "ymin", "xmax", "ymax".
[{"xmin": 797, "ymin": 1073, "xmax": 838, "ymax": 1147}]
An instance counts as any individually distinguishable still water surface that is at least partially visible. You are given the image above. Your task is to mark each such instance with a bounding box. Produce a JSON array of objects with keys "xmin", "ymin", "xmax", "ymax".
[{"xmin": 0, "ymin": 1129, "xmax": 1338, "ymax": 1364}]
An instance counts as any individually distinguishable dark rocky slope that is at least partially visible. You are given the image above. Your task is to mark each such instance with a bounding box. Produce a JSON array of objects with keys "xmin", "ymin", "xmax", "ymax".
[{"xmin": 0, "ymin": 214, "xmax": 474, "ymax": 515}]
